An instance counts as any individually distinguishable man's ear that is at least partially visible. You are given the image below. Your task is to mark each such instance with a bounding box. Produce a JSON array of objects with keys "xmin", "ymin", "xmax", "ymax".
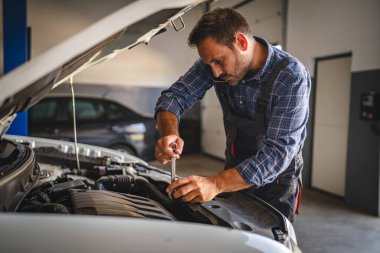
[{"xmin": 235, "ymin": 33, "xmax": 249, "ymax": 51}]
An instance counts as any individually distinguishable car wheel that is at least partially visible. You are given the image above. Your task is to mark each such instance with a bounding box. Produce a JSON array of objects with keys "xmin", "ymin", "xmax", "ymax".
[{"xmin": 110, "ymin": 145, "xmax": 136, "ymax": 156}]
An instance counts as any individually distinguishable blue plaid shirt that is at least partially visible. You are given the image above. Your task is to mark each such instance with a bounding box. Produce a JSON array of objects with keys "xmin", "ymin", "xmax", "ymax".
[{"xmin": 155, "ymin": 36, "xmax": 311, "ymax": 187}]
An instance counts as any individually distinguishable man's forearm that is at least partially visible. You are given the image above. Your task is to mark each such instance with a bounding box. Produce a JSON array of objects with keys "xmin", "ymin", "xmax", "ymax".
[
  {"xmin": 156, "ymin": 111, "xmax": 180, "ymax": 137},
  {"xmin": 212, "ymin": 168, "xmax": 252, "ymax": 193}
]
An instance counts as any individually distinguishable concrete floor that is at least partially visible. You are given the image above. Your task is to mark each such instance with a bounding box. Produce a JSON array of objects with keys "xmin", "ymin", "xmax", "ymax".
[{"xmin": 151, "ymin": 154, "xmax": 380, "ymax": 253}]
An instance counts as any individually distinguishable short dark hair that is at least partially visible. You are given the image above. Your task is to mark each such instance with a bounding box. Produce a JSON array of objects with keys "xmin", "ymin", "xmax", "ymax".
[{"xmin": 188, "ymin": 8, "xmax": 252, "ymax": 48}]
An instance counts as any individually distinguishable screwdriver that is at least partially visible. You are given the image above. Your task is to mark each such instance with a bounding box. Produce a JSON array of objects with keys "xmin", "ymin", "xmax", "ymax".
[
  {"xmin": 170, "ymin": 142, "xmax": 177, "ymax": 182},
  {"xmin": 168, "ymin": 142, "xmax": 177, "ymax": 199}
]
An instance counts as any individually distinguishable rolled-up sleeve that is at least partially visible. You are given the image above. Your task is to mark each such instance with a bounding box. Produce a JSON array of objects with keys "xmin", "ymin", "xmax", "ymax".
[
  {"xmin": 155, "ymin": 59, "xmax": 213, "ymax": 121},
  {"xmin": 236, "ymin": 62, "xmax": 311, "ymax": 186}
]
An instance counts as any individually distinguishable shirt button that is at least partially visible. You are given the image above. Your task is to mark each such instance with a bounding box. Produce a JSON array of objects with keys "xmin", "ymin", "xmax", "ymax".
[
  {"xmin": 240, "ymin": 101, "xmax": 243, "ymax": 104},
  {"xmin": 242, "ymin": 80, "xmax": 245, "ymax": 84}
]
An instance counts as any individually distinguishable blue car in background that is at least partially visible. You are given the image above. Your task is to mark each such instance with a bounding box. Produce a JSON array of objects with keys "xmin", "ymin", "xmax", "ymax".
[{"xmin": 29, "ymin": 91, "xmax": 158, "ymax": 161}]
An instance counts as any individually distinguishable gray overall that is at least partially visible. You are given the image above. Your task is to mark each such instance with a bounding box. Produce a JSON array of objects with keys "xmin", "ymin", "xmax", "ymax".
[{"xmin": 214, "ymin": 59, "xmax": 303, "ymax": 222}]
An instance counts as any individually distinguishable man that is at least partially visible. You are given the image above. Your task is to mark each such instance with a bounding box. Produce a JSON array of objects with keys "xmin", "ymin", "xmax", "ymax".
[{"xmin": 154, "ymin": 8, "xmax": 310, "ymax": 222}]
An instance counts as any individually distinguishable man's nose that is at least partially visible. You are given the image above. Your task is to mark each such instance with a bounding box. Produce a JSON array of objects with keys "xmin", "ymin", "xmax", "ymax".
[{"xmin": 211, "ymin": 65, "xmax": 223, "ymax": 78}]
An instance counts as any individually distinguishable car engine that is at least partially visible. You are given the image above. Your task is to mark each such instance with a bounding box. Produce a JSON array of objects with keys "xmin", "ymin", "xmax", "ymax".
[
  {"xmin": 1, "ymin": 138, "xmax": 194, "ymax": 222},
  {"xmin": 0, "ymin": 135, "xmax": 299, "ymax": 251}
]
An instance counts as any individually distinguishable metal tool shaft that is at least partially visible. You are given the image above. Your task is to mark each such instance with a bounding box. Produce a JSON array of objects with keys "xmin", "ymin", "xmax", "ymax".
[
  {"xmin": 171, "ymin": 157, "xmax": 176, "ymax": 182},
  {"xmin": 170, "ymin": 142, "xmax": 177, "ymax": 182}
]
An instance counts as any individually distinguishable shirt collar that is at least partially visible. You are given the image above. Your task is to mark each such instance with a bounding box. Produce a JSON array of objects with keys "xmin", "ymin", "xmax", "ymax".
[{"xmin": 244, "ymin": 36, "xmax": 274, "ymax": 82}]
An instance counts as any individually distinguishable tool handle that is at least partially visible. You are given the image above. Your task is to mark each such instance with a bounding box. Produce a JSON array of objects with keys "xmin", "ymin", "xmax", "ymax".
[{"xmin": 169, "ymin": 142, "xmax": 177, "ymax": 152}]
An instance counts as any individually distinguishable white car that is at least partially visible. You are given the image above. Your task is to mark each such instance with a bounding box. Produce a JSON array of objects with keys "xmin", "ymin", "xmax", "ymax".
[{"xmin": 0, "ymin": 1, "xmax": 301, "ymax": 252}]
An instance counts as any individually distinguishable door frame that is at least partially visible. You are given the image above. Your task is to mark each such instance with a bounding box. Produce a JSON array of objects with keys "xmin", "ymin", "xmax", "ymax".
[{"xmin": 309, "ymin": 52, "xmax": 352, "ymax": 194}]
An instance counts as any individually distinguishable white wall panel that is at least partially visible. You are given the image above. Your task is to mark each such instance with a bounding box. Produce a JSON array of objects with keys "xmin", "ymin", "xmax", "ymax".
[
  {"xmin": 75, "ymin": 5, "xmax": 204, "ymax": 87},
  {"xmin": 287, "ymin": 0, "xmax": 380, "ymax": 73},
  {"xmin": 211, "ymin": 0, "xmax": 282, "ymax": 44},
  {"xmin": 311, "ymin": 56, "xmax": 351, "ymax": 196},
  {"xmin": 201, "ymin": 88, "xmax": 225, "ymax": 158}
]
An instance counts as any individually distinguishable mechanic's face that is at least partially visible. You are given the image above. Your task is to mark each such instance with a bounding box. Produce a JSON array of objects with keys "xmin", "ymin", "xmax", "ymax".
[{"xmin": 197, "ymin": 35, "xmax": 252, "ymax": 86}]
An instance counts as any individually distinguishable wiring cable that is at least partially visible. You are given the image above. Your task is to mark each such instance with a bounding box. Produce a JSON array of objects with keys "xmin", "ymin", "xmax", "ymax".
[{"xmin": 70, "ymin": 76, "xmax": 81, "ymax": 171}]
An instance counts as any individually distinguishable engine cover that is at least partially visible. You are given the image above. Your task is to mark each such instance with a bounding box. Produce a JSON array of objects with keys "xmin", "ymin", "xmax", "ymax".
[{"xmin": 69, "ymin": 189, "xmax": 175, "ymax": 220}]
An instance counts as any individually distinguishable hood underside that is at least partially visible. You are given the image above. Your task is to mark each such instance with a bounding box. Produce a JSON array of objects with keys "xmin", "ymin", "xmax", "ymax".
[{"xmin": 0, "ymin": 0, "xmax": 205, "ymax": 127}]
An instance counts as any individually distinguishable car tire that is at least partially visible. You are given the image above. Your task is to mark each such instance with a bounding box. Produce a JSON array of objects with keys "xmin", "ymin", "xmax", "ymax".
[{"xmin": 110, "ymin": 145, "xmax": 136, "ymax": 156}]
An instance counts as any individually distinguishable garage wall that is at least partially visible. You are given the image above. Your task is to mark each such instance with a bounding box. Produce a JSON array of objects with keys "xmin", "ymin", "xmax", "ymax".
[
  {"xmin": 0, "ymin": 0, "xmax": 204, "ymax": 86},
  {"xmin": 24, "ymin": 0, "xmax": 204, "ymax": 87},
  {"xmin": 287, "ymin": 0, "xmax": 380, "ymax": 214},
  {"xmin": 0, "ymin": 0, "xmax": 125, "ymax": 77},
  {"xmin": 287, "ymin": 0, "xmax": 380, "ymax": 73},
  {"xmin": 211, "ymin": 0, "xmax": 283, "ymax": 45},
  {"xmin": 75, "ymin": 6, "xmax": 204, "ymax": 87},
  {"xmin": 0, "ymin": 0, "xmax": 206, "ymax": 152}
]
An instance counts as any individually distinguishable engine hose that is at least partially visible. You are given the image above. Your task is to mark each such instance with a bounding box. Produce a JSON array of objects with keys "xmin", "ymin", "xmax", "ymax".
[
  {"xmin": 94, "ymin": 175, "xmax": 133, "ymax": 193},
  {"xmin": 95, "ymin": 175, "xmax": 175, "ymax": 211},
  {"xmin": 133, "ymin": 176, "xmax": 174, "ymax": 210}
]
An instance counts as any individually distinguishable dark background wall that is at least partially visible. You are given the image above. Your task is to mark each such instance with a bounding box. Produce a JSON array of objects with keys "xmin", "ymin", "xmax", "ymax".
[
  {"xmin": 302, "ymin": 69, "xmax": 380, "ymax": 215},
  {"xmin": 346, "ymin": 69, "xmax": 380, "ymax": 215}
]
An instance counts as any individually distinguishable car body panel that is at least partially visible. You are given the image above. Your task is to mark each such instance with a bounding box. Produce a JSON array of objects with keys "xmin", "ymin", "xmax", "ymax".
[{"xmin": 0, "ymin": 214, "xmax": 291, "ymax": 253}]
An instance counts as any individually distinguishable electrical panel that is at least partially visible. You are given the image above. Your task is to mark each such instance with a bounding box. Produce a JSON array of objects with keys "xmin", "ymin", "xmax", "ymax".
[{"xmin": 361, "ymin": 92, "xmax": 380, "ymax": 121}]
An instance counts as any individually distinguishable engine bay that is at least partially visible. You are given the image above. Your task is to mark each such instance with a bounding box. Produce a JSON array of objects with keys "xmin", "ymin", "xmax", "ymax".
[
  {"xmin": 2, "ymin": 138, "xmax": 203, "ymax": 223},
  {"xmin": 0, "ymin": 137, "xmax": 225, "ymax": 224},
  {"xmin": 0, "ymin": 136, "xmax": 298, "ymax": 250}
]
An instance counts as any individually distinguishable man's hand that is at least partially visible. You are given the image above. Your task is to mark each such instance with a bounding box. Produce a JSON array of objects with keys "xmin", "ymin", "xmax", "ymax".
[
  {"xmin": 166, "ymin": 175, "xmax": 221, "ymax": 203},
  {"xmin": 155, "ymin": 135, "xmax": 184, "ymax": 164},
  {"xmin": 155, "ymin": 111, "xmax": 184, "ymax": 164},
  {"xmin": 166, "ymin": 169, "xmax": 252, "ymax": 203}
]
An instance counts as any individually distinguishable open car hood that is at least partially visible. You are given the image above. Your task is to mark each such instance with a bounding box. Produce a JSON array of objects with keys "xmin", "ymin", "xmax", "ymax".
[{"xmin": 0, "ymin": 0, "xmax": 206, "ymax": 132}]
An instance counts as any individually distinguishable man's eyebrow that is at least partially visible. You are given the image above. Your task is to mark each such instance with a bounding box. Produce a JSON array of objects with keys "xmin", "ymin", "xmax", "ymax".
[{"xmin": 210, "ymin": 57, "xmax": 223, "ymax": 64}]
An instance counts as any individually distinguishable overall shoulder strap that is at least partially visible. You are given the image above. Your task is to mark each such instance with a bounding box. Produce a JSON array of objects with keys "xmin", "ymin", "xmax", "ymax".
[
  {"xmin": 256, "ymin": 59, "xmax": 290, "ymax": 114},
  {"xmin": 214, "ymin": 83, "xmax": 229, "ymax": 115}
]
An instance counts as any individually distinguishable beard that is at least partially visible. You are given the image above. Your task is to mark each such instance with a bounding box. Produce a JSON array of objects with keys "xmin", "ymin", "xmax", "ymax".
[{"xmin": 226, "ymin": 53, "xmax": 251, "ymax": 86}]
